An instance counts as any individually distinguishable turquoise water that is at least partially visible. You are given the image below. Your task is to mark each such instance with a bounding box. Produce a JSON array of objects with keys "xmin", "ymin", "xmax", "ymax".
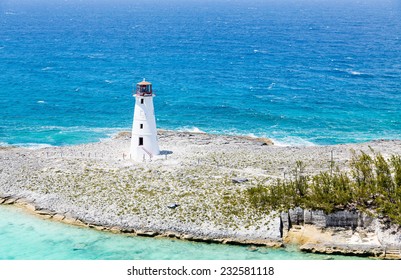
[
  {"xmin": 0, "ymin": 0, "xmax": 400, "ymax": 146},
  {"xmin": 0, "ymin": 206, "xmax": 363, "ymax": 260},
  {"xmin": 0, "ymin": 0, "xmax": 398, "ymax": 260}
]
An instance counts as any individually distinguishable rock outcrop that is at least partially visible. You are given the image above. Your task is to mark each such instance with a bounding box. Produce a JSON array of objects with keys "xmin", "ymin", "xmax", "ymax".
[{"xmin": 281, "ymin": 208, "xmax": 401, "ymax": 259}]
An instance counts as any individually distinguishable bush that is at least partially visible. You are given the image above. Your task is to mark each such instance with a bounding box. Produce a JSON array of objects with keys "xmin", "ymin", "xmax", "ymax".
[{"xmin": 247, "ymin": 151, "xmax": 401, "ymax": 225}]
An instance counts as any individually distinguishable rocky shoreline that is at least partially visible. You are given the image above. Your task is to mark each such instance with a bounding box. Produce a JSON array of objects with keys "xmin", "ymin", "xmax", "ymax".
[
  {"xmin": 0, "ymin": 194, "xmax": 282, "ymax": 248},
  {"xmin": 1, "ymin": 130, "xmax": 401, "ymax": 259}
]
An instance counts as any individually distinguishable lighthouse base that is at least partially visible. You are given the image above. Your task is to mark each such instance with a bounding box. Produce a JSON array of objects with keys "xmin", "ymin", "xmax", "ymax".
[
  {"xmin": 130, "ymin": 133, "xmax": 160, "ymax": 161},
  {"xmin": 130, "ymin": 146, "xmax": 160, "ymax": 161}
]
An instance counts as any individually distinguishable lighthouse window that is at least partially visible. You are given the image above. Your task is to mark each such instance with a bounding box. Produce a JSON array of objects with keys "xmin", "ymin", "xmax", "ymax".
[
  {"xmin": 139, "ymin": 137, "xmax": 144, "ymax": 146},
  {"xmin": 140, "ymin": 99, "xmax": 144, "ymax": 104},
  {"xmin": 140, "ymin": 124, "xmax": 143, "ymax": 129}
]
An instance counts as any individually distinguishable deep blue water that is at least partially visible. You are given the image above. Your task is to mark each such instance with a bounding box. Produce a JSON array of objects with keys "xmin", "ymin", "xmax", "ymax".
[
  {"xmin": 0, "ymin": 0, "xmax": 397, "ymax": 260},
  {"xmin": 0, "ymin": 0, "xmax": 400, "ymax": 146}
]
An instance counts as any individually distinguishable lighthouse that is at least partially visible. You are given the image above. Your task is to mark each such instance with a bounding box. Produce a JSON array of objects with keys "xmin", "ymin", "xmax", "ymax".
[{"xmin": 130, "ymin": 79, "xmax": 160, "ymax": 161}]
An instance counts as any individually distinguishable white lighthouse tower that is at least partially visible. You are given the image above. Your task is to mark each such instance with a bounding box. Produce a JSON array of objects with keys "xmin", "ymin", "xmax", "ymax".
[{"xmin": 130, "ymin": 79, "xmax": 160, "ymax": 161}]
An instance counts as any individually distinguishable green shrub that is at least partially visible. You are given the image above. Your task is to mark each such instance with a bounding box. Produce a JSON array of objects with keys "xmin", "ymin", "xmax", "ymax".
[{"xmin": 247, "ymin": 151, "xmax": 401, "ymax": 225}]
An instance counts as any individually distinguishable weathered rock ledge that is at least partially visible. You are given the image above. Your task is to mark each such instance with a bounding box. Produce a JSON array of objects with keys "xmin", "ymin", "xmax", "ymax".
[
  {"xmin": 281, "ymin": 208, "xmax": 401, "ymax": 259},
  {"xmin": 2, "ymin": 193, "xmax": 401, "ymax": 259},
  {"xmin": 0, "ymin": 194, "xmax": 282, "ymax": 248}
]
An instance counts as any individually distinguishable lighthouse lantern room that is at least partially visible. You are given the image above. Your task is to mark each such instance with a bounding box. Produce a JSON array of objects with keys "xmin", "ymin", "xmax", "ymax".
[{"xmin": 130, "ymin": 79, "xmax": 160, "ymax": 161}]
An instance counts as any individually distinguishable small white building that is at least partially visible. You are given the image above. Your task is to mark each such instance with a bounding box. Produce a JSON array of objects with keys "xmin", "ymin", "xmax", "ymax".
[{"xmin": 130, "ymin": 79, "xmax": 160, "ymax": 161}]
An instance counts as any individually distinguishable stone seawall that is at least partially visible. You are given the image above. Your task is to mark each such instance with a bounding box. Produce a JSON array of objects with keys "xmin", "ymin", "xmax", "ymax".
[
  {"xmin": 282, "ymin": 208, "xmax": 371, "ymax": 230},
  {"xmin": 281, "ymin": 208, "xmax": 401, "ymax": 259}
]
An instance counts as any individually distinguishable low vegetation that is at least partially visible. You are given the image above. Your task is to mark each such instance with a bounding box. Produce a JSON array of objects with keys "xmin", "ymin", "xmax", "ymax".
[{"xmin": 247, "ymin": 150, "xmax": 401, "ymax": 225}]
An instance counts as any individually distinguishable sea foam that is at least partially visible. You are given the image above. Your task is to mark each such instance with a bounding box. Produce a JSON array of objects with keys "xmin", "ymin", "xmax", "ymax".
[
  {"xmin": 14, "ymin": 143, "xmax": 54, "ymax": 149},
  {"xmin": 178, "ymin": 127, "xmax": 206, "ymax": 133},
  {"xmin": 271, "ymin": 137, "xmax": 317, "ymax": 147}
]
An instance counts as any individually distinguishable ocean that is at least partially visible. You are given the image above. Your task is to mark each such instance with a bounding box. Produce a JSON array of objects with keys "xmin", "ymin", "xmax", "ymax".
[
  {"xmin": 0, "ymin": 0, "xmax": 399, "ymax": 259},
  {"xmin": 1, "ymin": 0, "xmax": 400, "ymax": 147}
]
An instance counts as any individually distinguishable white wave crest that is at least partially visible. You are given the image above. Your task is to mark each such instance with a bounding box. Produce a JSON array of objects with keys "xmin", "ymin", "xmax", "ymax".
[
  {"xmin": 253, "ymin": 49, "xmax": 269, "ymax": 54},
  {"xmin": 271, "ymin": 136, "xmax": 317, "ymax": 147},
  {"xmin": 178, "ymin": 126, "xmax": 206, "ymax": 133},
  {"xmin": 245, "ymin": 133, "xmax": 258, "ymax": 138},
  {"xmin": 348, "ymin": 70, "xmax": 362, "ymax": 76},
  {"xmin": 14, "ymin": 143, "xmax": 55, "ymax": 149}
]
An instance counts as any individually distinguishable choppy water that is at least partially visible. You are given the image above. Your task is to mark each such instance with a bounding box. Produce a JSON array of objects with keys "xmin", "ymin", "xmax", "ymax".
[
  {"xmin": 0, "ymin": 0, "xmax": 398, "ymax": 259},
  {"xmin": 0, "ymin": 0, "xmax": 400, "ymax": 147}
]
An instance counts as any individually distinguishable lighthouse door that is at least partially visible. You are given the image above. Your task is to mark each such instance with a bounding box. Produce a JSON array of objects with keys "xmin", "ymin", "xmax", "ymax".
[{"xmin": 139, "ymin": 137, "xmax": 144, "ymax": 146}]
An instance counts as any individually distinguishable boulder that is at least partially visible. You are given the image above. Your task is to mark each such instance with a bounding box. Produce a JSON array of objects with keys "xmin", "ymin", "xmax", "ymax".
[
  {"xmin": 74, "ymin": 219, "xmax": 87, "ymax": 227},
  {"xmin": 121, "ymin": 227, "xmax": 136, "ymax": 234},
  {"xmin": 3, "ymin": 198, "xmax": 17, "ymax": 205},
  {"xmin": 35, "ymin": 209, "xmax": 56, "ymax": 217},
  {"xmin": 109, "ymin": 226, "xmax": 122, "ymax": 233},
  {"xmin": 52, "ymin": 214, "xmax": 65, "ymax": 221},
  {"xmin": 136, "ymin": 230, "xmax": 158, "ymax": 237},
  {"xmin": 63, "ymin": 213, "xmax": 77, "ymax": 224},
  {"xmin": 167, "ymin": 203, "xmax": 179, "ymax": 209},
  {"xmin": 164, "ymin": 231, "xmax": 179, "ymax": 238},
  {"xmin": 232, "ymin": 178, "xmax": 248, "ymax": 184}
]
